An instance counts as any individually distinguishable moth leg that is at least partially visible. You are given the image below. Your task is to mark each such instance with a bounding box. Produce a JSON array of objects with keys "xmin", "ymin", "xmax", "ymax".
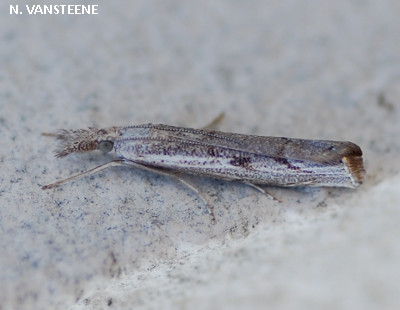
[
  {"xmin": 120, "ymin": 161, "xmax": 216, "ymax": 223},
  {"xmin": 42, "ymin": 159, "xmax": 216, "ymax": 222},
  {"xmin": 243, "ymin": 182, "xmax": 282, "ymax": 203},
  {"xmin": 170, "ymin": 174, "xmax": 216, "ymax": 224},
  {"xmin": 42, "ymin": 160, "xmax": 126, "ymax": 189},
  {"xmin": 201, "ymin": 112, "xmax": 225, "ymax": 130}
]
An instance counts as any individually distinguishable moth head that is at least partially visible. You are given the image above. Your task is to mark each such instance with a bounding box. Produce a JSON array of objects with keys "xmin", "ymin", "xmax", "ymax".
[{"xmin": 49, "ymin": 127, "xmax": 120, "ymax": 157}]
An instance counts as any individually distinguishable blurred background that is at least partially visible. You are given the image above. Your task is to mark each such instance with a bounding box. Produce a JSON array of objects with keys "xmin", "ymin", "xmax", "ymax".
[{"xmin": 1, "ymin": 1, "xmax": 399, "ymax": 309}]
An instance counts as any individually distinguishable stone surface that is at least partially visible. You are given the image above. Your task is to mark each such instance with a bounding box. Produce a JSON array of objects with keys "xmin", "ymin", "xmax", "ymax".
[{"xmin": 1, "ymin": 1, "xmax": 399, "ymax": 309}]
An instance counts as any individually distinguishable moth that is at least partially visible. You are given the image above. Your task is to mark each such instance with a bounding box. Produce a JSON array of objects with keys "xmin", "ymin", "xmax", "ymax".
[{"xmin": 42, "ymin": 120, "xmax": 365, "ymax": 220}]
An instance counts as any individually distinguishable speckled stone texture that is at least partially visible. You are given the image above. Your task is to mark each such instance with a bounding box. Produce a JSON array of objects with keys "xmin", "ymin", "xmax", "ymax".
[{"xmin": 1, "ymin": 1, "xmax": 399, "ymax": 309}]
